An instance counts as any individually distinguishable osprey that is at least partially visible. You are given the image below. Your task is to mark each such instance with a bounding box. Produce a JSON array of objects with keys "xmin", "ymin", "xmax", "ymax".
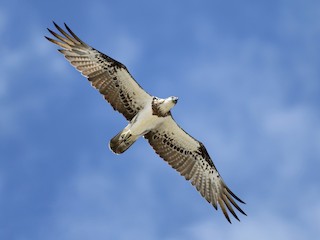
[{"xmin": 46, "ymin": 22, "xmax": 246, "ymax": 223}]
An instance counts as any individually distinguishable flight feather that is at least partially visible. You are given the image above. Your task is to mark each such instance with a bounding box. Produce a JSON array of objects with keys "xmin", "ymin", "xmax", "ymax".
[
  {"xmin": 46, "ymin": 22, "xmax": 152, "ymax": 121},
  {"xmin": 144, "ymin": 116, "xmax": 246, "ymax": 222}
]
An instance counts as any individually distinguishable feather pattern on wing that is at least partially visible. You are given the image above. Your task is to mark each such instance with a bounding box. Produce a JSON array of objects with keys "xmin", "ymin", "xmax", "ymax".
[
  {"xmin": 46, "ymin": 22, "xmax": 246, "ymax": 223},
  {"xmin": 144, "ymin": 116, "xmax": 246, "ymax": 222},
  {"xmin": 46, "ymin": 22, "xmax": 152, "ymax": 121}
]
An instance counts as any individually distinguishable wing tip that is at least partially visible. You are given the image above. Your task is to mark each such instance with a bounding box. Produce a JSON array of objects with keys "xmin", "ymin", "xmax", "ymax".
[
  {"xmin": 226, "ymin": 186, "xmax": 246, "ymax": 204},
  {"xmin": 52, "ymin": 20, "xmax": 58, "ymax": 28},
  {"xmin": 44, "ymin": 35, "xmax": 56, "ymax": 44},
  {"xmin": 222, "ymin": 186, "xmax": 247, "ymax": 221}
]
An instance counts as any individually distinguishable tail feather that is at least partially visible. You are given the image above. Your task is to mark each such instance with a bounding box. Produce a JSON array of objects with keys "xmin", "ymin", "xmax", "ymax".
[{"xmin": 109, "ymin": 130, "xmax": 139, "ymax": 154}]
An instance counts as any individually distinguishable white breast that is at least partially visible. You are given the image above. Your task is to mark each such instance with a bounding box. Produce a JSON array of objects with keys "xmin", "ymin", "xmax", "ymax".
[{"xmin": 129, "ymin": 102, "xmax": 166, "ymax": 136}]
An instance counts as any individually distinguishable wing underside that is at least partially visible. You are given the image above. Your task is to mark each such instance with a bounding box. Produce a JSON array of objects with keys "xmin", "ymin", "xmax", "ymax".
[
  {"xmin": 145, "ymin": 116, "xmax": 246, "ymax": 222},
  {"xmin": 46, "ymin": 22, "xmax": 152, "ymax": 121}
]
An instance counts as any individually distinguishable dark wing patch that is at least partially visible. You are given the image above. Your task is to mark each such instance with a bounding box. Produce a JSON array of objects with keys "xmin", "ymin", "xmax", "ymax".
[
  {"xmin": 144, "ymin": 116, "xmax": 246, "ymax": 223},
  {"xmin": 46, "ymin": 22, "xmax": 152, "ymax": 121}
]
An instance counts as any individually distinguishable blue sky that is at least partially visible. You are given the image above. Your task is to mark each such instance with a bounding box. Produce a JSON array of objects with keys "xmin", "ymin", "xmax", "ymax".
[{"xmin": 1, "ymin": 0, "xmax": 320, "ymax": 239}]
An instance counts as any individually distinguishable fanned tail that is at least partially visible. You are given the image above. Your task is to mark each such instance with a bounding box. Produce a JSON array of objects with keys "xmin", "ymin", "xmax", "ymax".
[{"xmin": 109, "ymin": 129, "xmax": 139, "ymax": 154}]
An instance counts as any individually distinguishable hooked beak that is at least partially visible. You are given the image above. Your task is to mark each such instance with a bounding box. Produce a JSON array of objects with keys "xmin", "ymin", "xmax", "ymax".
[{"xmin": 172, "ymin": 96, "xmax": 179, "ymax": 104}]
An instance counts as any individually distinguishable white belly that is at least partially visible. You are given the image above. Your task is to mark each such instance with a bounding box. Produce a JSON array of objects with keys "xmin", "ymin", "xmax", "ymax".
[{"xmin": 128, "ymin": 104, "xmax": 165, "ymax": 136}]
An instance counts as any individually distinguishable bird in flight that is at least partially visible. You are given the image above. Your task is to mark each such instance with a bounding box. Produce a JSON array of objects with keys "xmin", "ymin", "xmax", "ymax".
[{"xmin": 46, "ymin": 22, "xmax": 246, "ymax": 223}]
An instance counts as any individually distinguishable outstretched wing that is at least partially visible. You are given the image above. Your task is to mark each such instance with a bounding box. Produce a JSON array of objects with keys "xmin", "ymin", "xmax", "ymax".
[
  {"xmin": 145, "ymin": 116, "xmax": 246, "ymax": 223},
  {"xmin": 46, "ymin": 22, "xmax": 152, "ymax": 121}
]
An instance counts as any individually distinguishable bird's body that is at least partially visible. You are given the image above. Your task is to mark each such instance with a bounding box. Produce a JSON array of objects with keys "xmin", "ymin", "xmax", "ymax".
[
  {"xmin": 109, "ymin": 96, "xmax": 178, "ymax": 154},
  {"xmin": 46, "ymin": 22, "xmax": 246, "ymax": 223}
]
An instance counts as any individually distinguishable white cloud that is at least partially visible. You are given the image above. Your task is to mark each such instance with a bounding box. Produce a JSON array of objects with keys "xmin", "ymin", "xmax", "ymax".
[
  {"xmin": 0, "ymin": 24, "xmax": 78, "ymax": 137},
  {"xmin": 262, "ymin": 105, "xmax": 320, "ymax": 182},
  {"xmin": 1, "ymin": 2, "xmax": 319, "ymax": 240},
  {"xmin": 47, "ymin": 154, "xmax": 159, "ymax": 240},
  {"xmin": 165, "ymin": 16, "xmax": 320, "ymax": 240},
  {"xmin": 0, "ymin": 42, "xmax": 33, "ymax": 136},
  {"xmin": 183, "ymin": 211, "xmax": 307, "ymax": 240}
]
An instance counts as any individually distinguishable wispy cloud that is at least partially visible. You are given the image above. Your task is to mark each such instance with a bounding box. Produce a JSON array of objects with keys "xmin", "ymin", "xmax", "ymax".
[
  {"xmin": 184, "ymin": 211, "xmax": 309, "ymax": 240},
  {"xmin": 1, "ymin": 1, "xmax": 320, "ymax": 240},
  {"xmin": 45, "ymin": 153, "xmax": 159, "ymax": 240}
]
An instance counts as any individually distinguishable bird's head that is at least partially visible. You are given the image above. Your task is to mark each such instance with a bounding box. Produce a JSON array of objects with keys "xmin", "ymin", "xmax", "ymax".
[
  {"xmin": 152, "ymin": 96, "xmax": 178, "ymax": 117},
  {"xmin": 170, "ymin": 96, "xmax": 179, "ymax": 104},
  {"xmin": 163, "ymin": 96, "xmax": 178, "ymax": 110}
]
